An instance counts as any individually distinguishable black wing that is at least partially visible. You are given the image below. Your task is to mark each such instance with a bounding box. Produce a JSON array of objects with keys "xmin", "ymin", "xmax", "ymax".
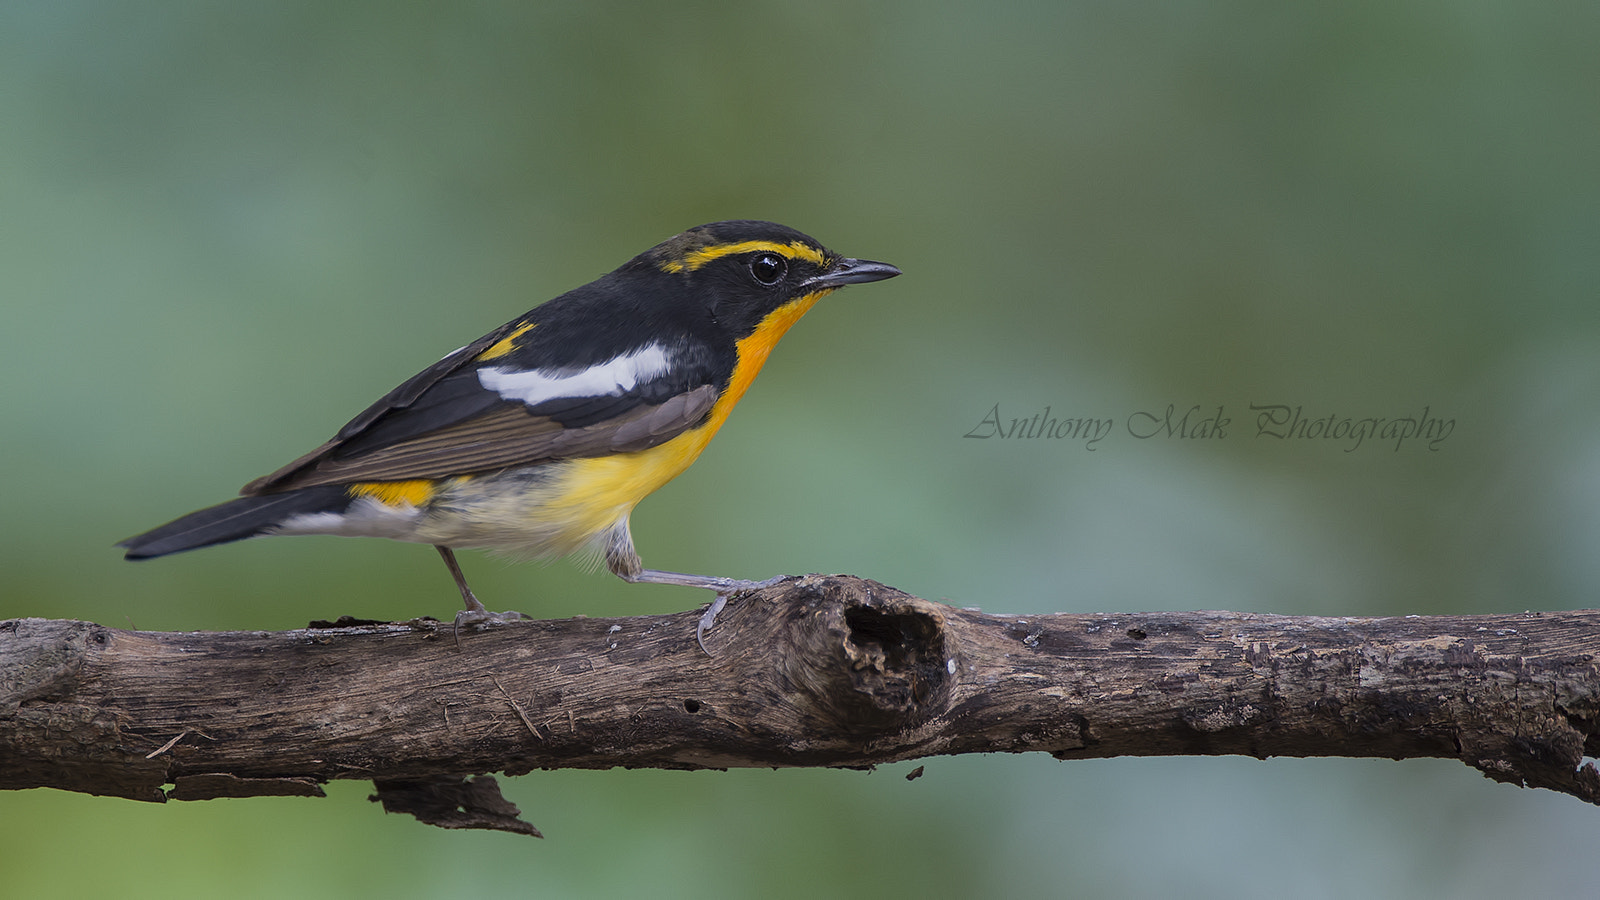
[{"xmin": 242, "ymin": 280, "xmax": 733, "ymax": 496}]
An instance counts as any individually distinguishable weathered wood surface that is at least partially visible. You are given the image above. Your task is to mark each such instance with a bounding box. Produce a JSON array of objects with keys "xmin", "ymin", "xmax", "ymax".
[{"xmin": 4, "ymin": 575, "xmax": 1598, "ymax": 834}]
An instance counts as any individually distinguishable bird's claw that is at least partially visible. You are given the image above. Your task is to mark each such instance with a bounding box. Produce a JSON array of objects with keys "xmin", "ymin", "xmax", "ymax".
[
  {"xmin": 694, "ymin": 575, "xmax": 789, "ymax": 656},
  {"xmin": 451, "ymin": 607, "xmax": 527, "ymax": 650},
  {"xmin": 695, "ymin": 594, "xmax": 729, "ymax": 656}
]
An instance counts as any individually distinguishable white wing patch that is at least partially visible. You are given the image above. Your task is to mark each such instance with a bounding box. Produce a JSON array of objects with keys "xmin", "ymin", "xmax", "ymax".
[
  {"xmin": 274, "ymin": 497, "xmax": 424, "ymax": 540},
  {"xmin": 477, "ymin": 344, "xmax": 673, "ymax": 407}
]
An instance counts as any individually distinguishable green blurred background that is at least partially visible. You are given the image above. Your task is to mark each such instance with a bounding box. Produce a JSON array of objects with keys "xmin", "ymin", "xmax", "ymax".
[{"xmin": 4, "ymin": 1, "xmax": 1598, "ymax": 897}]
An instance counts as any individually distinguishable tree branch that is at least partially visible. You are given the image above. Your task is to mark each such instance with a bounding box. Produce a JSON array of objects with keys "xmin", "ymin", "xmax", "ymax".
[{"xmin": 5, "ymin": 575, "xmax": 1598, "ymax": 835}]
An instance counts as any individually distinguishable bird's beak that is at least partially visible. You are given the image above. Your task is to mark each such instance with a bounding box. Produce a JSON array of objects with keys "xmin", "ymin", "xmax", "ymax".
[{"xmin": 804, "ymin": 257, "xmax": 902, "ymax": 290}]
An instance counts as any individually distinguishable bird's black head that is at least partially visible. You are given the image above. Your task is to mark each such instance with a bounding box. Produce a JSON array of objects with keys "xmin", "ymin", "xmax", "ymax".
[{"xmin": 631, "ymin": 220, "xmax": 901, "ymax": 339}]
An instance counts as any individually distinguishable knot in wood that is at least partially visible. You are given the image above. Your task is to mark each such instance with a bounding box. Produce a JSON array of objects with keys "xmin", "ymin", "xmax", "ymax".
[{"xmin": 771, "ymin": 577, "xmax": 954, "ymax": 736}]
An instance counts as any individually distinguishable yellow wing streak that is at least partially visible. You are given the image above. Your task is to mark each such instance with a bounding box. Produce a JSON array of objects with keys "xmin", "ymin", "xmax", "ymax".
[{"xmin": 475, "ymin": 322, "xmax": 537, "ymax": 361}]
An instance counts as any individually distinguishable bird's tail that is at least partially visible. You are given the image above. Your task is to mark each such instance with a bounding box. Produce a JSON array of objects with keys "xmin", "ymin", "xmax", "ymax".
[{"xmin": 119, "ymin": 485, "xmax": 351, "ymax": 559}]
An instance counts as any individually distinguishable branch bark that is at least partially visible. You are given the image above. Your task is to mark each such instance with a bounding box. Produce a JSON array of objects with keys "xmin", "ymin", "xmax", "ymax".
[{"xmin": 5, "ymin": 575, "xmax": 1598, "ymax": 834}]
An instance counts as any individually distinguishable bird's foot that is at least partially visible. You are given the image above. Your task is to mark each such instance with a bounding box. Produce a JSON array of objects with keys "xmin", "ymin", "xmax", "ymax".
[
  {"xmin": 451, "ymin": 606, "xmax": 527, "ymax": 650},
  {"xmin": 694, "ymin": 575, "xmax": 790, "ymax": 656}
]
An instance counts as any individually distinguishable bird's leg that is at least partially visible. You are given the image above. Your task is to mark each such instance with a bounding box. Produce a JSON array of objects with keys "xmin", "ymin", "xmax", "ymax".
[
  {"xmin": 436, "ymin": 545, "xmax": 526, "ymax": 634},
  {"xmin": 602, "ymin": 521, "xmax": 784, "ymax": 654},
  {"xmin": 437, "ymin": 544, "xmax": 487, "ymax": 613},
  {"xmin": 631, "ymin": 569, "xmax": 789, "ymax": 653}
]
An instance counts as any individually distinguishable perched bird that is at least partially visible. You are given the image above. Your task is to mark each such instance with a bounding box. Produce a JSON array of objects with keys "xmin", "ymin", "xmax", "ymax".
[{"xmin": 120, "ymin": 220, "xmax": 900, "ymax": 646}]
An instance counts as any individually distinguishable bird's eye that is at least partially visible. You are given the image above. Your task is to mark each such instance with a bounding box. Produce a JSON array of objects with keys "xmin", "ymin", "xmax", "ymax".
[{"xmin": 749, "ymin": 253, "xmax": 787, "ymax": 286}]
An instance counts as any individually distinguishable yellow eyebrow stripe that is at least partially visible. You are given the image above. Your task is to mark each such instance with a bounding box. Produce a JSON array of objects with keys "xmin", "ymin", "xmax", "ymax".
[
  {"xmin": 659, "ymin": 240, "xmax": 827, "ymax": 273},
  {"xmin": 475, "ymin": 322, "xmax": 536, "ymax": 361}
]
